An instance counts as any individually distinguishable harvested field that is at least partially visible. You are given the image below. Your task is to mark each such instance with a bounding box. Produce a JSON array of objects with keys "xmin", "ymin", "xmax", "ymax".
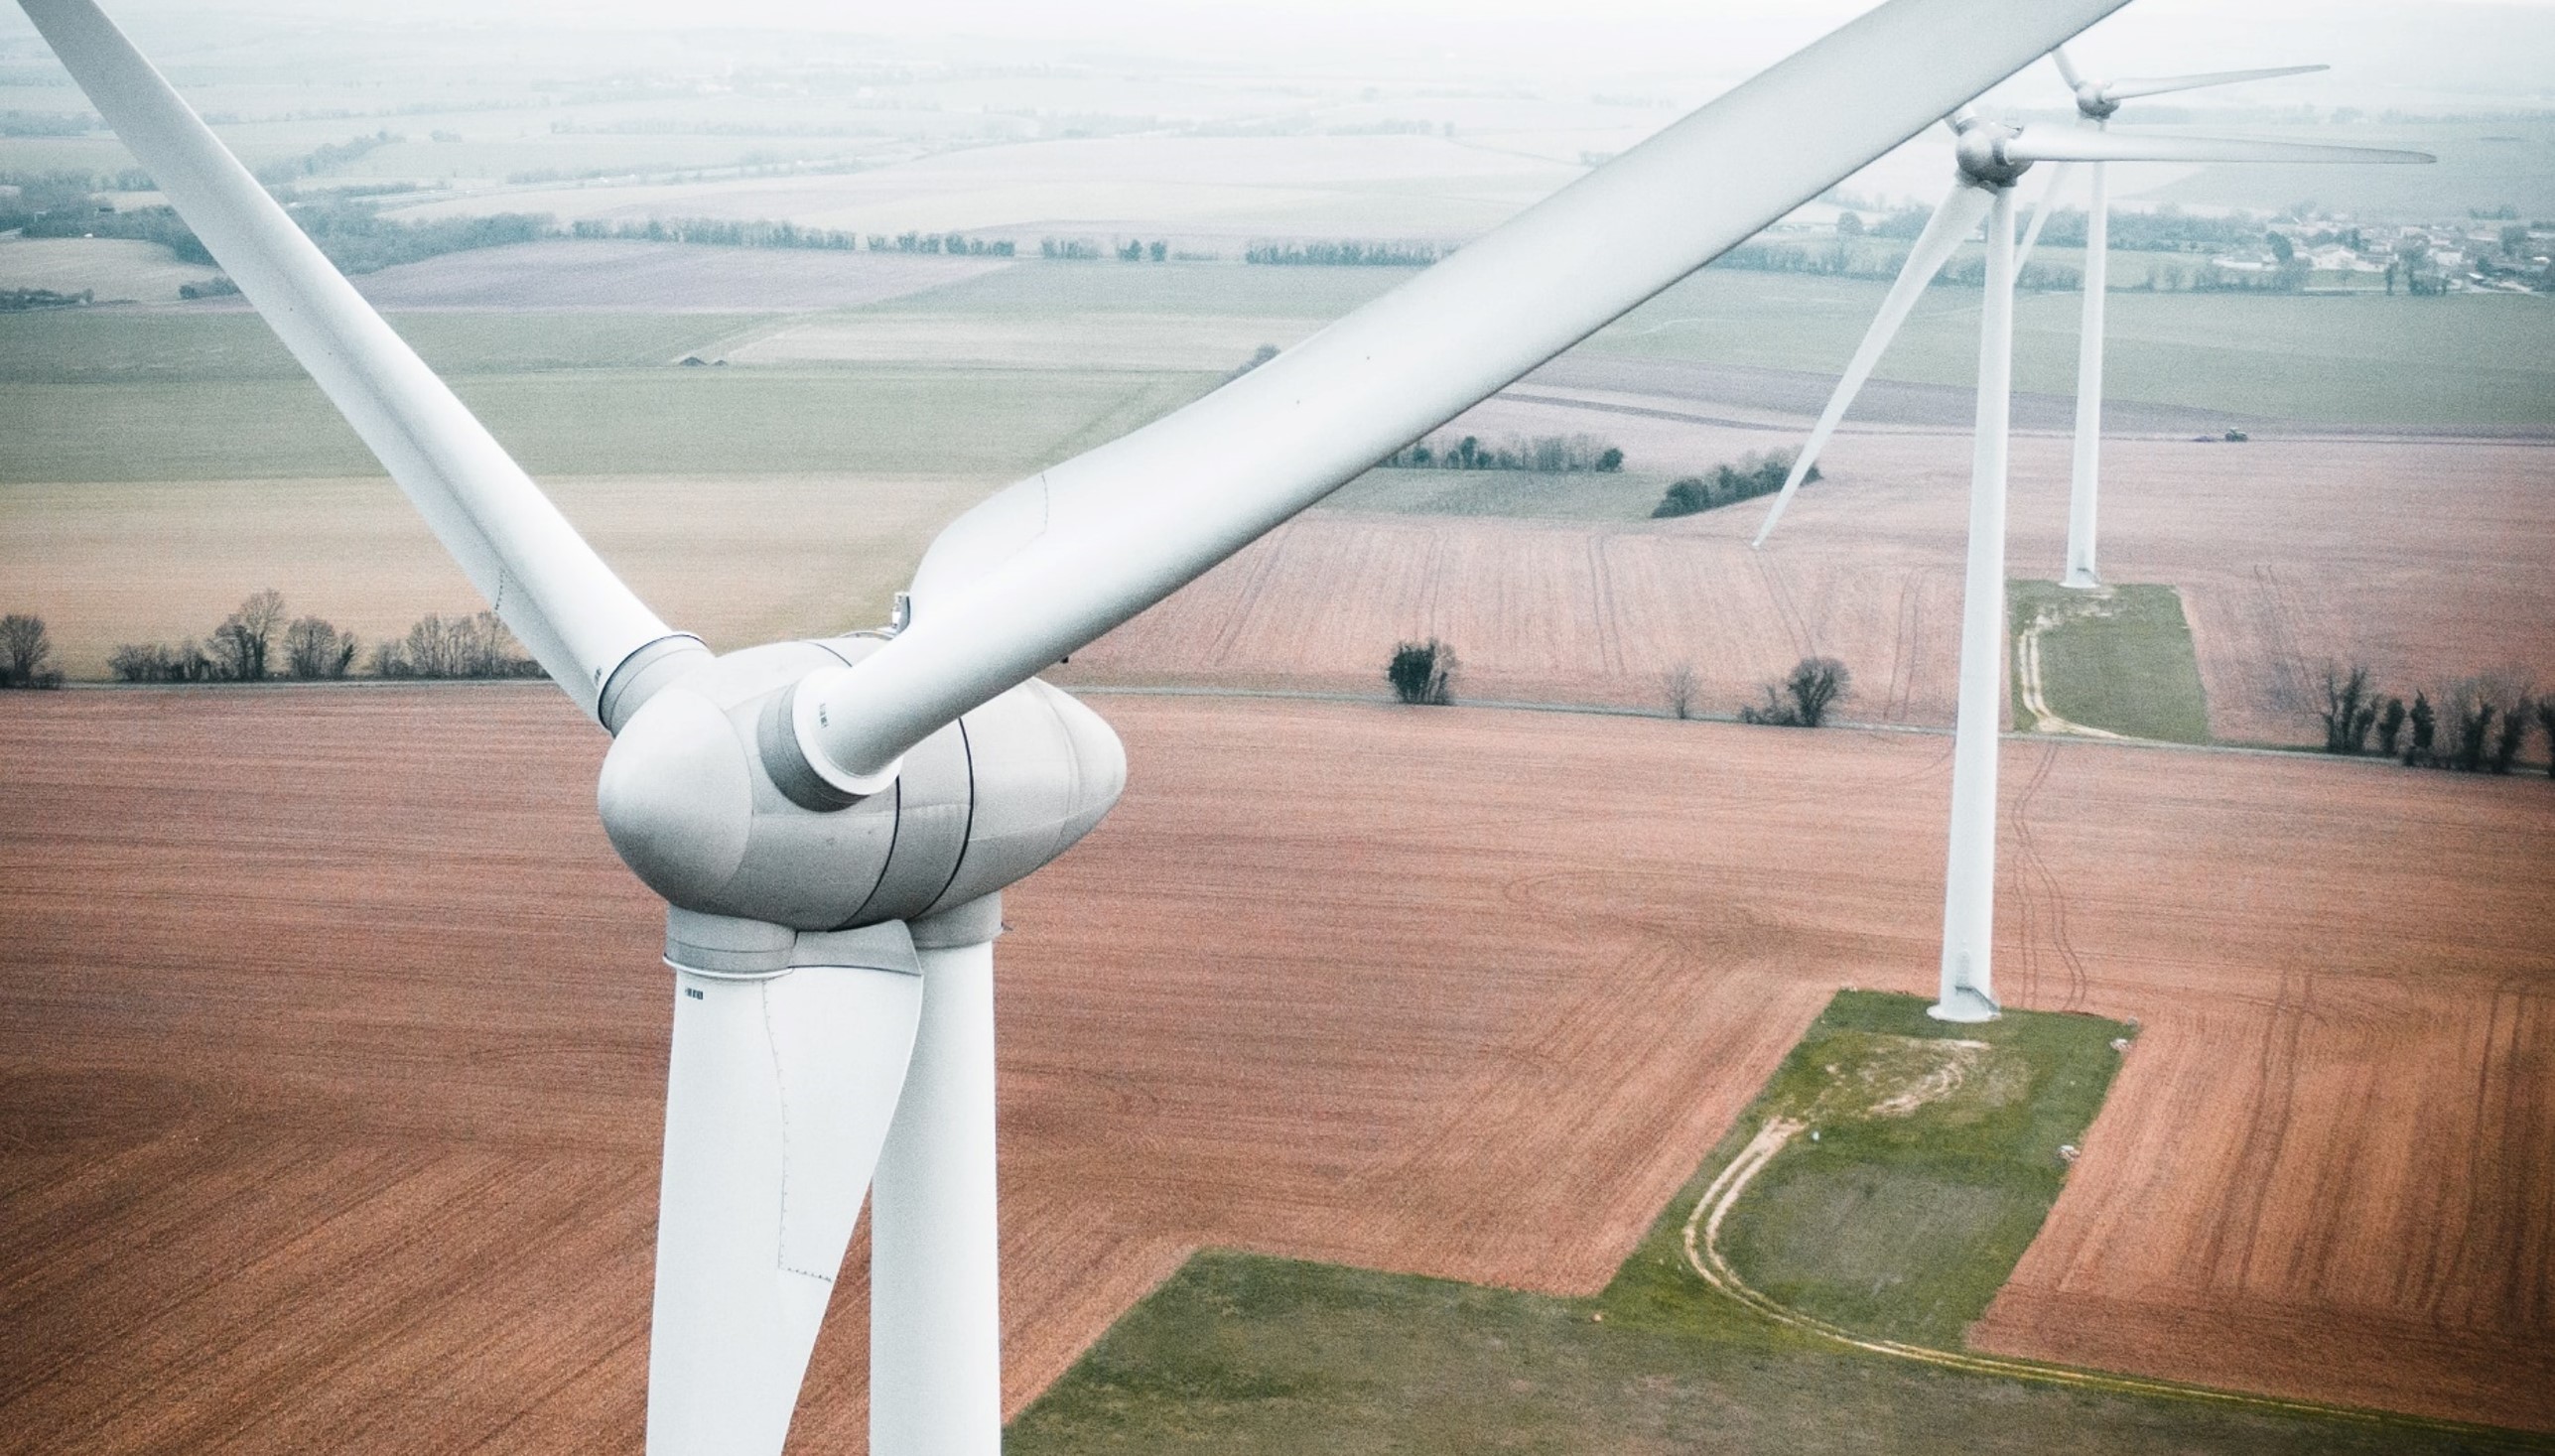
[
  {"xmin": 332, "ymin": 241, "xmax": 1010, "ymax": 314},
  {"xmin": 1, "ymin": 689, "xmax": 2549, "ymax": 1447},
  {"xmin": 1065, "ymin": 433, "xmax": 2555, "ymax": 745},
  {"xmin": 725, "ymin": 312, "xmax": 1323, "ymax": 373},
  {"xmin": 0, "ymin": 473, "xmax": 1006, "ymax": 679},
  {"xmin": 387, "ymin": 133, "xmax": 1577, "ymax": 239}
]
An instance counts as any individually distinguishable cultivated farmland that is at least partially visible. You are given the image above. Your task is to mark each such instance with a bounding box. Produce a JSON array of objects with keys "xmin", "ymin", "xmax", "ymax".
[
  {"xmin": 0, "ymin": 690, "xmax": 2546, "ymax": 1449},
  {"xmin": 1067, "ymin": 431, "xmax": 2555, "ymax": 745}
]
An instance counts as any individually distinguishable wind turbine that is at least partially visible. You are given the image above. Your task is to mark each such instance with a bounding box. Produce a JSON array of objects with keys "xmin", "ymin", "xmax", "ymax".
[
  {"xmin": 28, "ymin": 0, "xmax": 2163, "ymax": 1449},
  {"xmin": 2026, "ymin": 49, "xmax": 2328, "ymax": 588},
  {"xmin": 1751, "ymin": 111, "xmax": 2424, "ymax": 1022}
]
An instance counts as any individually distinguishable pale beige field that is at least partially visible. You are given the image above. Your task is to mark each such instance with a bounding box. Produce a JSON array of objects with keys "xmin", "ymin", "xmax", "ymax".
[
  {"xmin": 724, "ymin": 312, "xmax": 1324, "ymax": 372},
  {"xmin": 0, "ymin": 472, "xmax": 1006, "ymax": 678},
  {"xmin": 1067, "ymin": 431, "xmax": 2555, "ymax": 745},
  {"xmin": 0, "ymin": 689, "xmax": 2547, "ymax": 1449},
  {"xmin": 387, "ymin": 133, "xmax": 1582, "ymax": 240}
]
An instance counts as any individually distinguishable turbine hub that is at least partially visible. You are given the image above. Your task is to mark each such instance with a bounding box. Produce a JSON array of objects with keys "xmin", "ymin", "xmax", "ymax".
[
  {"xmin": 2074, "ymin": 83, "xmax": 2121, "ymax": 121},
  {"xmin": 1952, "ymin": 118, "xmax": 2032, "ymax": 189},
  {"xmin": 598, "ymin": 639, "xmax": 1125, "ymax": 932}
]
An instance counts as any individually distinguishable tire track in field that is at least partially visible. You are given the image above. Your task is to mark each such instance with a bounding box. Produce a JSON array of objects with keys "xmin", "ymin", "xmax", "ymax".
[
  {"xmin": 1587, "ymin": 534, "xmax": 1626, "ymax": 680},
  {"xmin": 2249, "ymin": 565, "xmax": 2311, "ymax": 721},
  {"xmin": 1884, "ymin": 569, "xmax": 1930, "ymax": 723},
  {"xmin": 2004, "ymin": 740, "xmax": 2088, "ymax": 1012},
  {"xmin": 2200, "ymin": 969, "xmax": 2306, "ymax": 1291},
  {"xmin": 1204, "ymin": 528, "xmax": 1291, "ymax": 669},
  {"xmin": 1753, "ymin": 552, "xmax": 1813, "ymax": 662}
]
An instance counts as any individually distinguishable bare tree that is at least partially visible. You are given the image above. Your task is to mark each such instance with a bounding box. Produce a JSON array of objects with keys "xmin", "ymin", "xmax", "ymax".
[
  {"xmin": 1386, "ymin": 638, "xmax": 1456, "ymax": 706},
  {"xmin": 2403, "ymin": 691, "xmax": 2435, "ymax": 766},
  {"xmin": 1740, "ymin": 656, "xmax": 1852, "ymax": 728},
  {"xmin": 373, "ymin": 610, "xmax": 541, "ymax": 679},
  {"xmin": 0, "ymin": 612, "xmax": 60, "ymax": 688},
  {"xmin": 2318, "ymin": 664, "xmax": 2378, "ymax": 753},
  {"xmin": 2373, "ymin": 696, "xmax": 2407, "ymax": 758},
  {"xmin": 1661, "ymin": 661, "xmax": 1697, "ymax": 721},
  {"xmin": 283, "ymin": 615, "xmax": 357, "ymax": 679},
  {"xmin": 2537, "ymin": 700, "xmax": 2555, "ymax": 779},
  {"xmin": 2488, "ymin": 698, "xmax": 2530, "ymax": 774},
  {"xmin": 212, "ymin": 589, "xmax": 287, "ymax": 682}
]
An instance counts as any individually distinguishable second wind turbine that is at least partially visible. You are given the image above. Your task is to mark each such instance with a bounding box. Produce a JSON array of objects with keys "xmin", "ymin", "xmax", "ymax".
[{"xmin": 1754, "ymin": 109, "xmax": 2426, "ymax": 1021}]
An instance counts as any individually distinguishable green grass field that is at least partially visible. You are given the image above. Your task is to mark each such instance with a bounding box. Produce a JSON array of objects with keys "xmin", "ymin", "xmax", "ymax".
[
  {"xmin": 2010, "ymin": 581, "xmax": 2214, "ymax": 744},
  {"xmin": 1008, "ymin": 992, "xmax": 2525, "ymax": 1455},
  {"xmin": 1591, "ymin": 268, "xmax": 2555, "ymax": 429},
  {"xmin": 1711, "ymin": 991, "xmax": 2129, "ymax": 1347},
  {"xmin": 0, "ymin": 361, "xmax": 1218, "ymax": 482}
]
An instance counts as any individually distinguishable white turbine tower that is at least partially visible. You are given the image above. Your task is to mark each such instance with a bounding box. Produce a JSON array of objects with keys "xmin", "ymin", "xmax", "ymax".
[
  {"xmin": 2030, "ymin": 49, "xmax": 2332, "ymax": 587},
  {"xmin": 31, "ymin": 0, "xmax": 2206, "ymax": 1448},
  {"xmin": 1751, "ymin": 115, "xmax": 2424, "ymax": 1021}
]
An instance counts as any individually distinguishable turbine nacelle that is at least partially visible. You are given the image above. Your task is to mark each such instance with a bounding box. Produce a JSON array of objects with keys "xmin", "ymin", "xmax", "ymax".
[{"xmin": 599, "ymin": 639, "xmax": 1125, "ymax": 934}]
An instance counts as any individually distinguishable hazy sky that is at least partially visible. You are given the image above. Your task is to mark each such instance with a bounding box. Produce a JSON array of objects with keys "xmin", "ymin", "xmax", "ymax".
[{"xmin": 8, "ymin": 0, "xmax": 2554, "ymax": 108}]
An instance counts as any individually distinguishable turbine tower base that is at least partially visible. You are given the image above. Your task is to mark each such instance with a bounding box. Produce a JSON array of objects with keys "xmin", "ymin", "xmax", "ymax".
[{"xmin": 1929, "ymin": 986, "xmax": 2002, "ymax": 1023}]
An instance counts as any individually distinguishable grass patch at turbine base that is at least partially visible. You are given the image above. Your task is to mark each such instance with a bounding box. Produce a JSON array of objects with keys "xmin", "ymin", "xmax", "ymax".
[
  {"xmin": 1008, "ymin": 993, "xmax": 2506, "ymax": 1455},
  {"xmin": 2011, "ymin": 580, "xmax": 2213, "ymax": 743}
]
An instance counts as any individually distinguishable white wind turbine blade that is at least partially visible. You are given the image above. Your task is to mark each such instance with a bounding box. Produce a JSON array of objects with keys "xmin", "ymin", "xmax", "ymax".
[
  {"xmin": 21, "ymin": 0, "xmax": 690, "ymax": 724},
  {"xmin": 2000, "ymin": 129, "xmax": 2433, "ymax": 166},
  {"xmin": 649, "ymin": 925, "xmax": 925, "ymax": 1456},
  {"xmin": 2098, "ymin": 64, "xmax": 2326, "ymax": 102},
  {"xmin": 790, "ymin": 0, "xmax": 2140, "ymax": 794},
  {"xmin": 1751, "ymin": 179, "xmax": 1994, "ymax": 548},
  {"xmin": 870, "ymin": 926, "xmax": 1004, "ymax": 1456},
  {"xmin": 2050, "ymin": 45, "xmax": 2087, "ymax": 92},
  {"xmin": 2012, "ymin": 160, "xmax": 2075, "ymax": 284}
]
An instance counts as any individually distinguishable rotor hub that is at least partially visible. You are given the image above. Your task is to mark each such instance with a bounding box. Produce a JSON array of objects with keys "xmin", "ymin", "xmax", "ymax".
[
  {"xmin": 599, "ymin": 639, "xmax": 1124, "ymax": 933},
  {"xmin": 1952, "ymin": 117, "xmax": 2033, "ymax": 189},
  {"xmin": 2074, "ymin": 83, "xmax": 2121, "ymax": 121}
]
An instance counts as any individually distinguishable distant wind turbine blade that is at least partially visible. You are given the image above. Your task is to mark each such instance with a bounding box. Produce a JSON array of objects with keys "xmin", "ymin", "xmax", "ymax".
[
  {"xmin": 19, "ymin": 0, "xmax": 694, "ymax": 725},
  {"xmin": 2050, "ymin": 45, "xmax": 2086, "ymax": 92},
  {"xmin": 793, "ymin": 0, "xmax": 2140, "ymax": 791},
  {"xmin": 2012, "ymin": 158, "xmax": 2077, "ymax": 276},
  {"xmin": 2099, "ymin": 64, "xmax": 2326, "ymax": 102},
  {"xmin": 1753, "ymin": 179, "xmax": 1994, "ymax": 548},
  {"xmin": 2002, "ymin": 128, "xmax": 2433, "ymax": 166}
]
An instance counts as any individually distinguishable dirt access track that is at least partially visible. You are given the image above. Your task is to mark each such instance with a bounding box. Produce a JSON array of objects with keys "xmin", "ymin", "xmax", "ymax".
[{"xmin": 0, "ymin": 688, "xmax": 2547, "ymax": 1450}]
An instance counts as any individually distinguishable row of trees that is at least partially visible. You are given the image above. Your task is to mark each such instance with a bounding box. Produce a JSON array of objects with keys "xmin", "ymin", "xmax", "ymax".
[
  {"xmin": 104, "ymin": 592, "xmax": 539, "ymax": 684},
  {"xmin": 1652, "ymin": 451, "xmax": 1813, "ymax": 518},
  {"xmin": 2319, "ymin": 665, "xmax": 2548, "ymax": 775},
  {"xmin": 1245, "ymin": 239, "xmax": 1444, "ymax": 267},
  {"xmin": 0, "ymin": 288, "xmax": 92, "ymax": 312},
  {"xmin": 1378, "ymin": 433, "xmax": 1624, "ymax": 473}
]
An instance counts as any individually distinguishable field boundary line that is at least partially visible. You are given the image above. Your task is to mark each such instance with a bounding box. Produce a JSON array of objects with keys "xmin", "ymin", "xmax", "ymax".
[{"xmin": 1680, "ymin": 1117, "xmax": 2548, "ymax": 1449}]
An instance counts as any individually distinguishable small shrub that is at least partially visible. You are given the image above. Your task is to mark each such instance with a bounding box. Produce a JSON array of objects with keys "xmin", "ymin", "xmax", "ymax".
[
  {"xmin": 1739, "ymin": 656, "xmax": 1851, "ymax": 728},
  {"xmin": 1387, "ymin": 638, "xmax": 1456, "ymax": 706}
]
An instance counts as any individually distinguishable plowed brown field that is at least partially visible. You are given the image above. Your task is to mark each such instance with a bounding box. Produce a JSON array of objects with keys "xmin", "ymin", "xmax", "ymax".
[
  {"xmin": 1, "ymin": 688, "xmax": 2548, "ymax": 1449},
  {"xmin": 1064, "ymin": 432, "xmax": 2555, "ymax": 745}
]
